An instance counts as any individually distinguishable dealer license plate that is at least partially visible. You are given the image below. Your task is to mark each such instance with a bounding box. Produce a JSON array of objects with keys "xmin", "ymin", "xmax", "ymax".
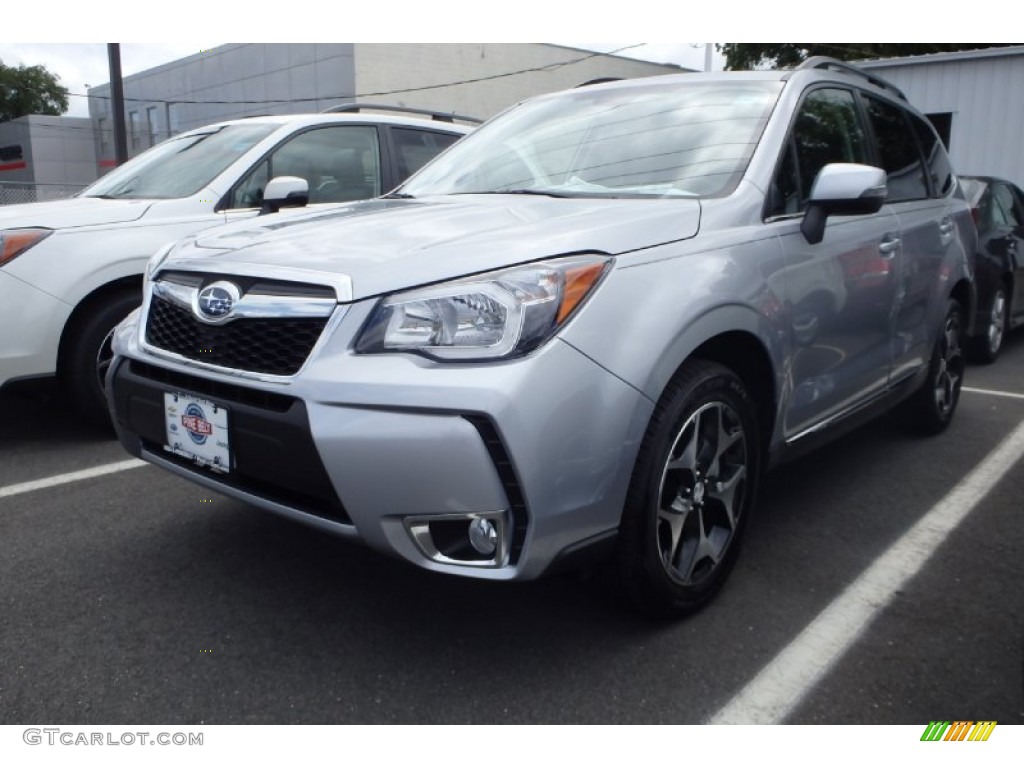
[{"xmin": 163, "ymin": 392, "xmax": 230, "ymax": 473}]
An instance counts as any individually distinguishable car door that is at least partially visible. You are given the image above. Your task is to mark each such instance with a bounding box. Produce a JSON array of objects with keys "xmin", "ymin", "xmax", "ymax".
[
  {"xmin": 766, "ymin": 86, "xmax": 902, "ymax": 438},
  {"xmin": 219, "ymin": 124, "xmax": 384, "ymax": 223},
  {"xmin": 994, "ymin": 182, "xmax": 1024, "ymax": 323},
  {"xmin": 861, "ymin": 95, "xmax": 958, "ymax": 386}
]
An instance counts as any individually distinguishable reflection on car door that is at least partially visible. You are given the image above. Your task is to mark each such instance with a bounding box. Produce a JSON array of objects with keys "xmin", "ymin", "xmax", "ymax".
[
  {"xmin": 863, "ymin": 96, "xmax": 956, "ymax": 385},
  {"xmin": 767, "ymin": 87, "xmax": 901, "ymax": 439}
]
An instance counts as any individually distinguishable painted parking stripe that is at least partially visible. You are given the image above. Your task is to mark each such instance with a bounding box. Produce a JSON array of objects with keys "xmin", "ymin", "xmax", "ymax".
[
  {"xmin": 709, "ymin": 416, "xmax": 1024, "ymax": 724},
  {"xmin": 0, "ymin": 459, "xmax": 146, "ymax": 500},
  {"xmin": 962, "ymin": 386, "xmax": 1024, "ymax": 401}
]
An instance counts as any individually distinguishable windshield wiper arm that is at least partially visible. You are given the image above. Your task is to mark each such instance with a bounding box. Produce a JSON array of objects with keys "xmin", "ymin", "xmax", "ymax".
[{"xmin": 455, "ymin": 188, "xmax": 573, "ymax": 198}]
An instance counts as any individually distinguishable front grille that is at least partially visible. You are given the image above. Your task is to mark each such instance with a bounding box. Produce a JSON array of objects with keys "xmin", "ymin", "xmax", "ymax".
[
  {"xmin": 129, "ymin": 361, "xmax": 293, "ymax": 412},
  {"xmin": 145, "ymin": 297, "xmax": 328, "ymax": 376}
]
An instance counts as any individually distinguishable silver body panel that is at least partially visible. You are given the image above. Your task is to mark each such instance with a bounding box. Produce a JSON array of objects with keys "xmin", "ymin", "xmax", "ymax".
[{"xmin": 108, "ymin": 68, "xmax": 975, "ymax": 580}]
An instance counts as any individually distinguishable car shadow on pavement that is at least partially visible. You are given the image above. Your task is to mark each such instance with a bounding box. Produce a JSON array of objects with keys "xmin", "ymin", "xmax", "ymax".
[{"xmin": 0, "ymin": 377, "xmax": 112, "ymax": 444}]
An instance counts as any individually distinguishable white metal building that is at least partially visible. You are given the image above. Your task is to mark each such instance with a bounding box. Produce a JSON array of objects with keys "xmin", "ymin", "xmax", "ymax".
[{"xmin": 860, "ymin": 46, "xmax": 1024, "ymax": 188}]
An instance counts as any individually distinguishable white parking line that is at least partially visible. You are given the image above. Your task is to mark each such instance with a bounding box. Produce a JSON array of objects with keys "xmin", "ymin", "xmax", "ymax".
[
  {"xmin": 709, "ymin": 416, "xmax": 1024, "ymax": 724},
  {"xmin": 962, "ymin": 386, "xmax": 1024, "ymax": 400},
  {"xmin": 0, "ymin": 459, "xmax": 147, "ymax": 500}
]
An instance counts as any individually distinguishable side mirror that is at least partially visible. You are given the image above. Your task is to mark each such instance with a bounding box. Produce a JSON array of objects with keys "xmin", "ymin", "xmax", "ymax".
[
  {"xmin": 801, "ymin": 163, "xmax": 887, "ymax": 245},
  {"xmin": 260, "ymin": 176, "xmax": 309, "ymax": 216}
]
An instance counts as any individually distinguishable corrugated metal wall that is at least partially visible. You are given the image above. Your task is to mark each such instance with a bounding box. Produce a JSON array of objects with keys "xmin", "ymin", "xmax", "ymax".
[{"xmin": 862, "ymin": 50, "xmax": 1024, "ymax": 188}]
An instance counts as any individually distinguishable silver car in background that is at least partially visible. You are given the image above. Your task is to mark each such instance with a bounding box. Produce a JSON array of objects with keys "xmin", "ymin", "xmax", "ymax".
[{"xmin": 108, "ymin": 59, "xmax": 975, "ymax": 616}]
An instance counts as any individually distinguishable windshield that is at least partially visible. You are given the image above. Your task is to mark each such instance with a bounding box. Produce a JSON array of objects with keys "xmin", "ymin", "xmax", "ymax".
[
  {"xmin": 81, "ymin": 123, "xmax": 278, "ymax": 199},
  {"xmin": 402, "ymin": 80, "xmax": 783, "ymax": 199}
]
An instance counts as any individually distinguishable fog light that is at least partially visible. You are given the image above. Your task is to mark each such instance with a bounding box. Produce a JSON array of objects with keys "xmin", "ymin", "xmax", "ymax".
[
  {"xmin": 468, "ymin": 517, "xmax": 498, "ymax": 556},
  {"xmin": 405, "ymin": 512, "xmax": 508, "ymax": 567}
]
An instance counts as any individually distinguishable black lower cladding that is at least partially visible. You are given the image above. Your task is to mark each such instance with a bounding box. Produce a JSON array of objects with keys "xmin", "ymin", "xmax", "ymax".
[
  {"xmin": 112, "ymin": 360, "xmax": 349, "ymax": 525},
  {"xmin": 145, "ymin": 296, "xmax": 328, "ymax": 376}
]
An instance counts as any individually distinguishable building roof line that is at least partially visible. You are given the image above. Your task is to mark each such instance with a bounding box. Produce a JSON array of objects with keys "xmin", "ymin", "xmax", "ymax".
[{"xmin": 858, "ymin": 45, "xmax": 1024, "ymax": 69}]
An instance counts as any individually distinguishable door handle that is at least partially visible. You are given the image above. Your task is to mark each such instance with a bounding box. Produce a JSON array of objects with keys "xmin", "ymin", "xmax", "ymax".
[
  {"xmin": 938, "ymin": 217, "xmax": 955, "ymax": 244},
  {"xmin": 879, "ymin": 233, "xmax": 901, "ymax": 256}
]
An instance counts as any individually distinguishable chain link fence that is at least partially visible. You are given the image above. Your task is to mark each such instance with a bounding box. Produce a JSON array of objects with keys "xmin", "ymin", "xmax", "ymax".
[{"xmin": 0, "ymin": 182, "xmax": 89, "ymax": 206}]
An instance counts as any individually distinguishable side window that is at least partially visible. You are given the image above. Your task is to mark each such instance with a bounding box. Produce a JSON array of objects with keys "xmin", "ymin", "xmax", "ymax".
[
  {"xmin": 228, "ymin": 125, "xmax": 381, "ymax": 209},
  {"xmin": 768, "ymin": 88, "xmax": 869, "ymax": 218},
  {"xmin": 864, "ymin": 97, "xmax": 929, "ymax": 203},
  {"xmin": 910, "ymin": 114, "xmax": 953, "ymax": 197},
  {"xmin": 992, "ymin": 184, "xmax": 1022, "ymax": 228},
  {"xmin": 391, "ymin": 129, "xmax": 460, "ymax": 180}
]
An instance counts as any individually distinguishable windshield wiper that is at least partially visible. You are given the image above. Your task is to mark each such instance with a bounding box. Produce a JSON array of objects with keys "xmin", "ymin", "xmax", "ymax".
[
  {"xmin": 454, "ymin": 188, "xmax": 573, "ymax": 198},
  {"xmin": 381, "ymin": 192, "xmax": 415, "ymax": 199}
]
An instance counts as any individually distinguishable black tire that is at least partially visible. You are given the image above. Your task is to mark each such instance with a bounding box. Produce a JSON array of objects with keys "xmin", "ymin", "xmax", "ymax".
[
  {"xmin": 902, "ymin": 299, "xmax": 965, "ymax": 435},
  {"xmin": 968, "ymin": 284, "xmax": 1008, "ymax": 364},
  {"xmin": 615, "ymin": 359, "xmax": 761, "ymax": 618},
  {"xmin": 59, "ymin": 287, "xmax": 140, "ymax": 431}
]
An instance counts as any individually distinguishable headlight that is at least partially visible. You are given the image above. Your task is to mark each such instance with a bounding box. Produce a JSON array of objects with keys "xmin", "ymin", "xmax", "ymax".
[
  {"xmin": 0, "ymin": 228, "xmax": 52, "ymax": 267},
  {"xmin": 143, "ymin": 241, "xmax": 179, "ymax": 294},
  {"xmin": 356, "ymin": 254, "xmax": 610, "ymax": 361}
]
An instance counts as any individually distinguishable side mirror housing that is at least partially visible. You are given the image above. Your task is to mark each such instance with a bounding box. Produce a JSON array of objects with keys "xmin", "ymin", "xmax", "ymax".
[
  {"xmin": 801, "ymin": 163, "xmax": 887, "ymax": 244},
  {"xmin": 260, "ymin": 176, "xmax": 310, "ymax": 216}
]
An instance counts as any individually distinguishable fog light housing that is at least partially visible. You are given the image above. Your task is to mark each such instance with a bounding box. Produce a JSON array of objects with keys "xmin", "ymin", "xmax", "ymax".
[{"xmin": 405, "ymin": 511, "xmax": 508, "ymax": 568}]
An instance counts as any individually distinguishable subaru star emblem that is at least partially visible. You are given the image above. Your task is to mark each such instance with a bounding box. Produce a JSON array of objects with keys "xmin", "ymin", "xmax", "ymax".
[{"xmin": 195, "ymin": 281, "xmax": 241, "ymax": 322}]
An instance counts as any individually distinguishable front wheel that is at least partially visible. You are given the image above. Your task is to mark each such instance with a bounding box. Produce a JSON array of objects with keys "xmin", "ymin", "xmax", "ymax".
[
  {"xmin": 59, "ymin": 287, "xmax": 140, "ymax": 431},
  {"xmin": 615, "ymin": 360, "xmax": 761, "ymax": 618},
  {"xmin": 902, "ymin": 299, "xmax": 965, "ymax": 435},
  {"xmin": 969, "ymin": 285, "xmax": 1008, "ymax": 364}
]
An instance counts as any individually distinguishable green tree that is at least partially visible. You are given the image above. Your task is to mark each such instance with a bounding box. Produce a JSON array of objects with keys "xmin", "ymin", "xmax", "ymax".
[
  {"xmin": 718, "ymin": 43, "xmax": 1020, "ymax": 71},
  {"xmin": 0, "ymin": 60, "xmax": 69, "ymax": 122}
]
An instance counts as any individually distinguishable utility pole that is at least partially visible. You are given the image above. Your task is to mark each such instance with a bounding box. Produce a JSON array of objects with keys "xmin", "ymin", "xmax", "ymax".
[
  {"xmin": 107, "ymin": 44, "xmax": 128, "ymax": 166},
  {"xmin": 705, "ymin": 43, "xmax": 714, "ymax": 73}
]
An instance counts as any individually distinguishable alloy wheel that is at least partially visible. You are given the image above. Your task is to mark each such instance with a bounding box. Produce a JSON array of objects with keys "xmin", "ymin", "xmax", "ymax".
[
  {"xmin": 986, "ymin": 289, "xmax": 1007, "ymax": 357},
  {"xmin": 656, "ymin": 401, "xmax": 748, "ymax": 586},
  {"xmin": 933, "ymin": 310, "xmax": 963, "ymax": 418}
]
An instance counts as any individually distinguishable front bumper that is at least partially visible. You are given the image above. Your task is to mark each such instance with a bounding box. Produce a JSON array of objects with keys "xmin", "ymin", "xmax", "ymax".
[
  {"xmin": 0, "ymin": 269, "xmax": 71, "ymax": 387},
  {"xmin": 108, "ymin": 306, "xmax": 653, "ymax": 580}
]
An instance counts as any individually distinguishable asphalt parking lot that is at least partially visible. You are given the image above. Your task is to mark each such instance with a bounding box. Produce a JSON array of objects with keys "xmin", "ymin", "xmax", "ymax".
[{"xmin": 1, "ymin": 335, "xmax": 1022, "ymax": 725}]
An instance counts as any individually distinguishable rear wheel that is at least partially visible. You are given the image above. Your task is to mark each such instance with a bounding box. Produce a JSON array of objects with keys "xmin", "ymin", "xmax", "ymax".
[
  {"xmin": 902, "ymin": 299, "xmax": 964, "ymax": 435},
  {"xmin": 59, "ymin": 287, "xmax": 140, "ymax": 431},
  {"xmin": 615, "ymin": 360, "xmax": 761, "ymax": 618}
]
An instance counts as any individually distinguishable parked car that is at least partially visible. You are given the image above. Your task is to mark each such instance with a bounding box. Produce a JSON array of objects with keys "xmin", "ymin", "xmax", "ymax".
[
  {"xmin": 959, "ymin": 175, "xmax": 1024, "ymax": 362},
  {"xmin": 107, "ymin": 59, "xmax": 975, "ymax": 616},
  {"xmin": 0, "ymin": 105, "xmax": 473, "ymax": 426}
]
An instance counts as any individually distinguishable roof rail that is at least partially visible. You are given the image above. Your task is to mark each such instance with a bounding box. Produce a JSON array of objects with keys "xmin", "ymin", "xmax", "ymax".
[
  {"xmin": 320, "ymin": 102, "xmax": 482, "ymax": 125},
  {"xmin": 796, "ymin": 56, "xmax": 907, "ymax": 101}
]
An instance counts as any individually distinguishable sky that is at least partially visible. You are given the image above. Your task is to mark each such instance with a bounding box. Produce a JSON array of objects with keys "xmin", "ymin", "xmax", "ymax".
[{"xmin": 0, "ymin": 43, "xmax": 725, "ymax": 119}]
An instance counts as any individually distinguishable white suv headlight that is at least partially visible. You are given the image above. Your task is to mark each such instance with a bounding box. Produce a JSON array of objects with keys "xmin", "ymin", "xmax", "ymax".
[
  {"xmin": 0, "ymin": 228, "xmax": 52, "ymax": 267},
  {"xmin": 356, "ymin": 255, "xmax": 610, "ymax": 361}
]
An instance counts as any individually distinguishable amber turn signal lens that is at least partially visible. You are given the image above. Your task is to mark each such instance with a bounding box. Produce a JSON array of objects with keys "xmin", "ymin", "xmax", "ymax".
[
  {"xmin": 0, "ymin": 228, "xmax": 52, "ymax": 266},
  {"xmin": 557, "ymin": 262, "xmax": 607, "ymax": 324}
]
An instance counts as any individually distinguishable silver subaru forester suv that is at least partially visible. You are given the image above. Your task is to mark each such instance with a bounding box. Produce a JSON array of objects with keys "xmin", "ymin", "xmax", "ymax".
[{"xmin": 107, "ymin": 58, "xmax": 976, "ymax": 616}]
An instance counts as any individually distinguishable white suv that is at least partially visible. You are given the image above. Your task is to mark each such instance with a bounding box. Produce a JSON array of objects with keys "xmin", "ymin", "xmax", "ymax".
[{"xmin": 0, "ymin": 106, "xmax": 471, "ymax": 426}]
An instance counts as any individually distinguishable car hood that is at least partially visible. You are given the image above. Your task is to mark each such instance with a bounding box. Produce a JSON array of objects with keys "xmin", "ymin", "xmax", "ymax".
[
  {"xmin": 172, "ymin": 195, "xmax": 701, "ymax": 300},
  {"xmin": 0, "ymin": 196, "xmax": 153, "ymax": 229}
]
